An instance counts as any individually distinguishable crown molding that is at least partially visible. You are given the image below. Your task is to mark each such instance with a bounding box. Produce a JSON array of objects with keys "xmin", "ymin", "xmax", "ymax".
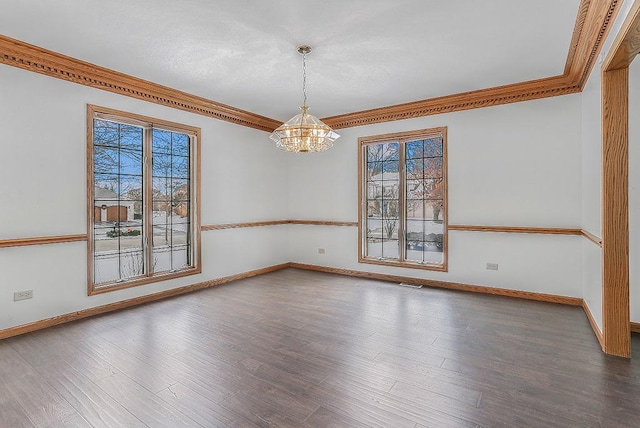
[
  {"xmin": 0, "ymin": 0, "xmax": 622, "ymax": 131},
  {"xmin": 322, "ymin": 0, "xmax": 621, "ymax": 129},
  {"xmin": 321, "ymin": 75, "xmax": 580, "ymax": 129},
  {"xmin": 0, "ymin": 35, "xmax": 281, "ymax": 132}
]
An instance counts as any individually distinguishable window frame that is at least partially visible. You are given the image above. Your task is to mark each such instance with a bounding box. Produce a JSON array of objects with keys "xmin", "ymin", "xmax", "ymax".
[
  {"xmin": 87, "ymin": 104, "xmax": 201, "ymax": 295},
  {"xmin": 358, "ymin": 127, "xmax": 448, "ymax": 272}
]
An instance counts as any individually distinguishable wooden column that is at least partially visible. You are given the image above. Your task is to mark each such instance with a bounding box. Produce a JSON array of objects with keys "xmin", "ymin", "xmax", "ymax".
[{"xmin": 602, "ymin": 66, "xmax": 630, "ymax": 357}]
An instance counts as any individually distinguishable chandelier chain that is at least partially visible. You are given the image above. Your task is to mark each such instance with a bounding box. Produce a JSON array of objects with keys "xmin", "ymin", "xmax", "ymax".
[{"xmin": 302, "ymin": 52, "xmax": 307, "ymax": 107}]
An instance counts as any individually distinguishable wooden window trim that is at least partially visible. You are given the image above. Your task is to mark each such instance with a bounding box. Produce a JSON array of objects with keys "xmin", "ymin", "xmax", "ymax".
[
  {"xmin": 358, "ymin": 127, "xmax": 448, "ymax": 272},
  {"xmin": 86, "ymin": 104, "xmax": 202, "ymax": 295}
]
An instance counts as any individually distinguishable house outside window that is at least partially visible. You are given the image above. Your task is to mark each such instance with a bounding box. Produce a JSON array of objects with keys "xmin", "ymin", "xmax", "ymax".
[
  {"xmin": 359, "ymin": 127, "xmax": 447, "ymax": 271},
  {"xmin": 87, "ymin": 105, "xmax": 201, "ymax": 294}
]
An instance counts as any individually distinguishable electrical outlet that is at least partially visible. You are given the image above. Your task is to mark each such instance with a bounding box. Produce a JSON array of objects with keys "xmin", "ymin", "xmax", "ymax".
[
  {"xmin": 318, "ymin": 248, "xmax": 325, "ymax": 254},
  {"xmin": 14, "ymin": 290, "xmax": 33, "ymax": 301},
  {"xmin": 486, "ymin": 263, "xmax": 499, "ymax": 271}
]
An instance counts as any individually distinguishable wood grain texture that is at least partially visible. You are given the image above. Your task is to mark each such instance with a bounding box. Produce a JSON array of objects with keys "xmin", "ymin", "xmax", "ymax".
[
  {"xmin": 0, "ymin": 234, "xmax": 87, "ymax": 249},
  {"xmin": 603, "ymin": 0, "xmax": 640, "ymax": 70},
  {"xmin": 288, "ymin": 220, "xmax": 358, "ymax": 227},
  {"xmin": 289, "ymin": 262, "xmax": 582, "ymax": 306},
  {"xmin": 564, "ymin": 0, "xmax": 592, "ymax": 75},
  {"xmin": 448, "ymin": 225, "xmax": 583, "ymax": 235},
  {"xmin": 0, "ymin": 263, "xmax": 290, "ymax": 340},
  {"xmin": 631, "ymin": 322, "xmax": 640, "ymax": 334},
  {"xmin": 4, "ymin": 268, "xmax": 638, "ymax": 427},
  {"xmin": 583, "ymin": 300, "xmax": 604, "ymax": 349},
  {"xmin": 601, "ymin": 66, "xmax": 630, "ymax": 357},
  {"xmin": 0, "ymin": 35, "xmax": 280, "ymax": 132},
  {"xmin": 201, "ymin": 220, "xmax": 289, "ymax": 231},
  {"xmin": 570, "ymin": 0, "xmax": 621, "ymax": 87},
  {"xmin": 581, "ymin": 229, "xmax": 603, "ymax": 246}
]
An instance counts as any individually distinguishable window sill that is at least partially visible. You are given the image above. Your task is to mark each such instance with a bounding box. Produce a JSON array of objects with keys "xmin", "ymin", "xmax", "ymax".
[
  {"xmin": 359, "ymin": 256, "xmax": 447, "ymax": 272},
  {"xmin": 88, "ymin": 267, "xmax": 201, "ymax": 296}
]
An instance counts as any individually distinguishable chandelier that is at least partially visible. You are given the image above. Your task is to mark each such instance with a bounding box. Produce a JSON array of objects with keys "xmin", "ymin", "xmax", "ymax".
[{"xmin": 269, "ymin": 45, "xmax": 339, "ymax": 152}]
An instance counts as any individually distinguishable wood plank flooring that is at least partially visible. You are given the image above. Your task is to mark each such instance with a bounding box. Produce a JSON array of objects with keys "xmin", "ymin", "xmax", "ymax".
[{"xmin": 1, "ymin": 268, "xmax": 640, "ymax": 427}]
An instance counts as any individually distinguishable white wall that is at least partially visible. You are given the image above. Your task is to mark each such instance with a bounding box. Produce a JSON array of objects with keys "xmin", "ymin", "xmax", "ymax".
[
  {"xmin": 579, "ymin": 0, "xmax": 639, "ymax": 330},
  {"xmin": 581, "ymin": 56, "xmax": 604, "ymax": 330},
  {"xmin": 0, "ymin": 65, "xmax": 289, "ymax": 330},
  {"xmin": 287, "ymin": 95, "xmax": 584, "ymax": 297},
  {"xmin": 630, "ymin": 58, "xmax": 640, "ymax": 323}
]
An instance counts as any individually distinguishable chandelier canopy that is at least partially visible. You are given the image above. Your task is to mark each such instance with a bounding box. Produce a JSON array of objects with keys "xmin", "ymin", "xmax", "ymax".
[{"xmin": 269, "ymin": 45, "xmax": 339, "ymax": 153}]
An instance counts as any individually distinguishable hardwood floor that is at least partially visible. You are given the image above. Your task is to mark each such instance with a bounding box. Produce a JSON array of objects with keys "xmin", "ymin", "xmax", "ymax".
[{"xmin": 1, "ymin": 268, "xmax": 640, "ymax": 427}]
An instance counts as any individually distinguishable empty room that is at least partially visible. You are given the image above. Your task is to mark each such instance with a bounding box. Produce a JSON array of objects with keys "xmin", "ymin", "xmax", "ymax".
[{"xmin": 2, "ymin": 0, "xmax": 640, "ymax": 426}]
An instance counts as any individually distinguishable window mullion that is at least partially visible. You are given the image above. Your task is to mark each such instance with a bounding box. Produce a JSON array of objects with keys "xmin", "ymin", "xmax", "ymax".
[
  {"xmin": 143, "ymin": 127, "xmax": 154, "ymax": 277},
  {"xmin": 398, "ymin": 141, "xmax": 406, "ymax": 262}
]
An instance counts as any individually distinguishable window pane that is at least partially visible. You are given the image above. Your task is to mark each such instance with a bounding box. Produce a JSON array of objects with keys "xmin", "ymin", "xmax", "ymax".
[
  {"xmin": 120, "ymin": 149, "xmax": 142, "ymax": 176},
  {"xmin": 361, "ymin": 130, "xmax": 445, "ymax": 269},
  {"xmin": 425, "ymin": 199, "xmax": 444, "ymax": 220},
  {"xmin": 94, "ymin": 252, "xmax": 119, "ymax": 284},
  {"xmin": 119, "ymin": 250, "xmax": 144, "ymax": 279},
  {"xmin": 406, "ymin": 180, "xmax": 424, "ymax": 199},
  {"xmin": 172, "ymin": 134, "xmax": 189, "ymax": 156},
  {"xmin": 406, "ymin": 199, "xmax": 424, "ymax": 218},
  {"xmin": 380, "ymin": 217, "xmax": 399, "ymax": 240},
  {"xmin": 424, "ymin": 137, "xmax": 443, "ymax": 157},
  {"xmin": 382, "ymin": 143, "xmax": 399, "ymax": 160},
  {"xmin": 381, "ymin": 161, "xmax": 398, "ymax": 180},
  {"xmin": 405, "ymin": 158, "xmax": 423, "ymax": 179},
  {"xmin": 366, "ymin": 222, "xmax": 383, "ymax": 239},
  {"xmin": 172, "ymin": 156, "xmax": 189, "ymax": 179},
  {"xmin": 152, "ymin": 152, "xmax": 173, "ymax": 177},
  {"xmin": 424, "ymin": 158, "xmax": 443, "ymax": 178},
  {"xmin": 367, "ymin": 239, "xmax": 383, "ymax": 258},
  {"xmin": 153, "ymin": 246, "xmax": 172, "ymax": 273},
  {"xmin": 152, "ymin": 129, "xmax": 172, "ymax": 154},
  {"xmin": 172, "ymin": 246, "xmax": 189, "ymax": 270},
  {"xmin": 406, "ymin": 140, "xmax": 424, "ymax": 159},
  {"xmin": 93, "ymin": 118, "xmax": 145, "ymax": 285},
  {"xmin": 367, "ymin": 161, "xmax": 383, "ymax": 180},
  {"xmin": 93, "ymin": 119, "xmax": 120, "ymax": 147},
  {"xmin": 91, "ymin": 111, "xmax": 197, "ymax": 290},
  {"xmin": 382, "ymin": 239, "xmax": 399, "ymax": 259},
  {"xmin": 119, "ymin": 125, "xmax": 143, "ymax": 152},
  {"xmin": 94, "ymin": 146, "xmax": 119, "ymax": 174}
]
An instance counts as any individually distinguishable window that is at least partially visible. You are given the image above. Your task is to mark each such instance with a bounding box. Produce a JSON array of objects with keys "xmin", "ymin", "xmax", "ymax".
[
  {"xmin": 359, "ymin": 127, "xmax": 447, "ymax": 271},
  {"xmin": 87, "ymin": 105, "xmax": 201, "ymax": 294}
]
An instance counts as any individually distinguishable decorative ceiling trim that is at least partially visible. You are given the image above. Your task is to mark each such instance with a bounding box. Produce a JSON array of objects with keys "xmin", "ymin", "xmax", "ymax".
[
  {"xmin": 0, "ymin": 35, "xmax": 281, "ymax": 132},
  {"xmin": 322, "ymin": 76, "xmax": 580, "ymax": 129},
  {"xmin": 570, "ymin": 0, "xmax": 621, "ymax": 87},
  {"xmin": 0, "ymin": 0, "xmax": 622, "ymax": 132},
  {"xmin": 564, "ymin": 0, "xmax": 592, "ymax": 76},
  {"xmin": 322, "ymin": 0, "xmax": 620, "ymax": 130}
]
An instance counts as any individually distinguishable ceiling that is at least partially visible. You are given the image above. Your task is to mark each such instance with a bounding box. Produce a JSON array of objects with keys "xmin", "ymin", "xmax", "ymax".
[{"xmin": 0, "ymin": 0, "xmax": 581, "ymax": 122}]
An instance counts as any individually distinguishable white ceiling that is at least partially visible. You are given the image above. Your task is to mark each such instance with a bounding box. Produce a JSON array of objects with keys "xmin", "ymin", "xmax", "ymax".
[{"xmin": 1, "ymin": 0, "xmax": 580, "ymax": 121}]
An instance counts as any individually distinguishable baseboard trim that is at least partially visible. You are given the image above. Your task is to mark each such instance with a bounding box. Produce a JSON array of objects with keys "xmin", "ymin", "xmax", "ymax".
[
  {"xmin": 582, "ymin": 300, "xmax": 604, "ymax": 349},
  {"xmin": 288, "ymin": 263, "xmax": 582, "ymax": 306},
  {"xmin": 0, "ymin": 262, "xmax": 290, "ymax": 340},
  {"xmin": 1, "ymin": 260, "xmax": 606, "ymax": 346},
  {"xmin": 631, "ymin": 322, "xmax": 640, "ymax": 334}
]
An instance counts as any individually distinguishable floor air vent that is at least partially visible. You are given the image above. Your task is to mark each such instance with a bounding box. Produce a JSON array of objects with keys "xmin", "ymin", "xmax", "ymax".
[{"xmin": 398, "ymin": 283, "xmax": 423, "ymax": 289}]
